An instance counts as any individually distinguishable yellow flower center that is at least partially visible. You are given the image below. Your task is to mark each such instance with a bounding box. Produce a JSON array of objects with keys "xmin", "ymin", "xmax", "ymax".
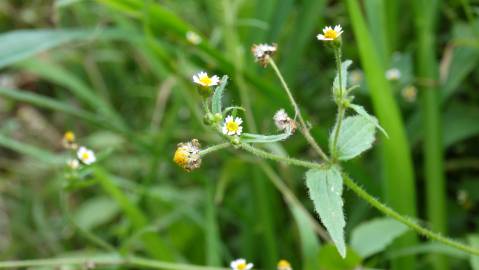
[
  {"xmin": 64, "ymin": 131, "xmax": 75, "ymax": 142},
  {"xmin": 81, "ymin": 152, "xmax": 90, "ymax": 160},
  {"xmin": 226, "ymin": 121, "xmax": 239, "ymax": 132},
  {"xmin": 199, "ymin": 76, "xmax": 213, "ymax": 86},
  {"xmin": 237, "ymin": 263, "xmax": 247, "ymax": 270},
  {"xmin": 324, "ymin": 29, "xmax": 338, "ymax": 39},
  {"xmin": 277, "ymin": 260, "xmax": 291, "ymax": 270},
  {"xmin": 173, "ymin": 148, "xmax": 188, "ymax": 166}
]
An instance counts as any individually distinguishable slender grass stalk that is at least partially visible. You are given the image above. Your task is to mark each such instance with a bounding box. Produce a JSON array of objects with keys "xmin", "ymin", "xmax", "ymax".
[
  {"xmin": 346, "ymin": 0, "xmax": 418, "ymax": 268},
  {"xmin": 413, "ymin": 0, "xmax": 447, "ymax": 269},
  {"xmin": 0, "ymin": 256, "xmax": 229, "ymax": 270},
  {"xmin": 268, "ymin": 58, "xmax": 330, "ymax": 162}
]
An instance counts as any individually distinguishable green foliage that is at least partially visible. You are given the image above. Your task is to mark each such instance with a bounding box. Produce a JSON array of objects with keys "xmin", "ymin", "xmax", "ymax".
[
  {"xmin": 317, "ymin": 244, "xmax": 361, "ymax": 270},
  {"xmin": 330, "ymin": 115, "xmax": 376, "ymax": 161},
  {"xmin": 305, "ymin": 166, "xmax": 346, "ymax": 257},
  {"xmin": 351, "ymin": 218, "xmax": 408, "ymax": 258},
  {"xmin": 211, "ymin": 75, "xmax": 229, "ymax": 114}
]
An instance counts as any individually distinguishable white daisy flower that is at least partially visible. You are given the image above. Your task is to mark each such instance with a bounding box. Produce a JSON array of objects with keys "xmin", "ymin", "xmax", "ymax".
[
  {"xmin": 186, "ymin": 31, "xmax": 202, "ymax": 45},
  {"xmin": 77, "ymin": 146, "xmax": 96, "ymax": 165},
  {"xmin": 277, "ymin": 260, "xmax": 292, "ymax": 270},
  {"xmin": 230, "ymin": 259, "xmax": 253, "ymax": 270},
  {"xmin": 385, "ymin": 68, "xmax": 401, "ymax": 81},
  {"xmin": 67, "ymin": 159, "xmax": 80, "ymax": 170},
  {"xmin": 192, "ymin": 71, "xmax": 220, "ymax": 87},
  {"xmin": 317, "ymin": 25, "xmax": 343, "ymax": 41},
  {"xmin": 222, "ymin": 115, "xmax": 243, "ymax": 136}
]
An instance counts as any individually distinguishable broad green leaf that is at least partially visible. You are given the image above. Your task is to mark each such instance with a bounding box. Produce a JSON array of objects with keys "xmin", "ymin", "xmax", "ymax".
[
  {"xmin": 242, "ymin": 132, "xmax": 291, "ymax": 143},
  {"xmin": 211, "ymin": 75, "xmax": 229, "ymax": 114},
  {"xmin": 333, "ymin": 60, "xmax": 353, "ymax": 94},
  {"xmin": 74, "ymin": 197, "xmax": 120, "ymax": 230},
  {"xmin": 331, "ymin": 115, "xmax": 376, "ymax": 160},
  {"xmin": 351, "ymin": 218, "xmax": 408, "ymax": 258},
  {"xmin": 306, "ymin": 166, "xmax": 346, "ymax": 257},
  {"xmin": 318, "ymin": 244, "xmax": 362, "ymax": 270},
  {"xmin": 469, "ymin": 235, "xmax": 479, "ymax": 270},
  {"xmin": 349, "ymin": 104, "xmax": 388, "ymax": 137}
]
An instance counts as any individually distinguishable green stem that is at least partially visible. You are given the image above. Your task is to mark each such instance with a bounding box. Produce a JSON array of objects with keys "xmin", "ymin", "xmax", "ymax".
[
  {"xmin": 240, "ymin": 143, "xmax": 327, "ymax": 170},
  {"xmin": 199, "ymin": 143, "xmax": 230, "ymax": 156},
  {"xmin": 268, "ymin": 58, "xmax": 330, "ymax": 162},
  {"xmin": 234, "ymin": 144, "xmax": 479, "ymax": 256},
  {"xmin": 331, "ymin": 47, "xmax": 345, "ymax": 160},
  {"xmin": 0, "ymin": 256, "xmax": 229, "ymax": 270}
]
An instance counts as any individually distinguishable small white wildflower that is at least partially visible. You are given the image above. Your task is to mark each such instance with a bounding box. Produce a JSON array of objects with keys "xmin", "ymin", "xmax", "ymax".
[
  {"xmin": 173, "ymin": 139, "xmax": 202, "ymax": 172},
  {"xmin": 186, "ymin": 31, "xmax": 202, "ymax": 45},
  {"xmin": 385, "ymin": 68, "xmax": 401, "ymax": 81},
  {"xmin": 401, "ymin": 85, "xmax": 417, "ymax": 103},
  {"xmin": 77, "ymin": 146, "xmax": 96, "ymax": 165},
  {"xmin": 230, "ymin": 259, "xmax": 254, "ymax": 270},
  {"xmin": 192, "ymin": 71, "xmax": 220, "ymax": 87},
  {"xmin": 277, "ymin": 260, "xmax": 292, "ymax": 270},
  {"xmin": 222, "ymin": 115, "xmax": 243, "ymax": 136},
  {"xmin": 317, "ymin": 25, "xmax": 343, "ymax": 41},
  {"xmin": 62, "ymin": 131, "xmax": 78, "ymax": 149},
  {"xmin": 67, "ymin": 159, "xmax": 80, "ymax": 170},
  {"xmin": 273, "ymin": 109, "xmax": 296, "ymax": 133},
  {"xmin": 349, "ymin": 69, "xmax": 363, "ymax": 85},
  {"xmin": 251, "ymin": 43, "xmax": 277, "ymax": 67}
]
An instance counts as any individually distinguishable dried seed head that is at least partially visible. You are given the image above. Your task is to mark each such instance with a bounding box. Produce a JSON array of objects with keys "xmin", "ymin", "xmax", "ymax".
[
  {"xmin": 173, "ymin": 139, "xmax": 202, "ymax": 172},
  {"xmin": 251, "ymin": 43, "xmax": 277, "ymax": 67},
  {"xmin": 273, "ymin": 109, "xmax": 297, "ymax": 134}
]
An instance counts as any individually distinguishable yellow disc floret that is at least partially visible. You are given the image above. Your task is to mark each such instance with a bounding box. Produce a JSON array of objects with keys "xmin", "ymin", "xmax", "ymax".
[
  {"xmin": 277, "ymin": 260, "xmax": 292, "ymax": 270},
  {"xmin": 173, "ymin": 139, "xmax": 202, "ymax": 172}
]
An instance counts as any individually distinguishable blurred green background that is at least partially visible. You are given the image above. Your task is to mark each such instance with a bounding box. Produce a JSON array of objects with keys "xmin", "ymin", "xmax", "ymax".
[{"xmin": 0, "ymin": 0, "xmax": 478, "ymax": 269}]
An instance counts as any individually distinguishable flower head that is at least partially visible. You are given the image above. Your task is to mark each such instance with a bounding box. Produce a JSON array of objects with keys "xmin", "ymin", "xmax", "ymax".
[
  {"xmin": 349, "ymin": 69, "xmax": 363, "ymax": 85},
  {"xmin": 193, "ymin": 71, "xmax": 220, "ymax": 87},
  {"xmin": 251, "ymin": 43, "xmax": 277, "ymax": 67},
  {"xmin": 62, "ymin": 131, "xmax": 78, "ymax": 149},
  {"xmin": 273, "ymin": 109, "xmax": 296, "ymax": 134},
  {"xmin": 277, "ymin": 260, "xmax": 292, "ymax": 270},
  {"xmin": 317, "ymin": 25, "xmax": 343, "ymax": 41},
  {"xmin": 67, "ymin": 159, "xmax": 80, "ymax": 170},
  {"xmin": 230, "ymin": 259, "xmax": 253, "ymax": 270},
  {"xmin": 173, "ymin": 139, "xmax": 202, "ymax": 172},
  {"xmin": 222, "ymin": 115, "xmax": 243, "ymax": 136},
  {"xmin": 401, "ymin": 85, "xmax": 417, "ymax": 103},
  {"xmin": 77, "ymin": 146, "xmax": 96, "ymax": 165},
  {"xmin": 186, "ymin": 31, "xmax": 202, "ymax": 45},
  {"xmin": 385, "ymin": 68, "xmax": 401, "ymax": 81}
]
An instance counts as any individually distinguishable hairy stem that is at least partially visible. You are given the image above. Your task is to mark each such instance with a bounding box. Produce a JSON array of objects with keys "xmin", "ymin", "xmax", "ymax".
[
  {"xmin": 268, "ymin": 58, "xmax": 330, "ymax": 162},
  {"xmin": 199, "ymin": 142, "xmax": 231, "ymax": 156},
  {"xmin": 331, "ymin": 47, "xmax": 345, "ymax": 160},
  {"xmin": 236, "ymin": 143, "xmax": 479, "ymax": 256}
]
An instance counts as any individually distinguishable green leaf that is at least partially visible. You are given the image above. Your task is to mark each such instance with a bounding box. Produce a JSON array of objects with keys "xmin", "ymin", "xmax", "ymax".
[
  {"xmin": 290, "ymin": 205, "xmax": 321, "ymax": 270},
  {"xmin": 349, "ymin": 104, "xmax": 388, "ymax": 137},
  {"xmin": 242, "ymin": 132, "xmax": 291, "ymax": 143},
  {"xmin": 469, "ymin": 235, "xmax": 479, "ymax": 270},
  {"xmin": 318, "ymin": 244, "xmax": 362, "ymax": 270},
  {"xmin": 305, "ymin": 166, "xmax": 346, "ymax": 257},
  {"xmin": 331, "ymin": 115, "xmax": 376, "ymax": 161},
  {"xmin": 211, "ymin": 75, "xmax": 229, "ymax": 114},
  {"xmin": 74, "ymin": 197, "xmax": 120, "ymax": 230},
  {"xmin": 351, "ymin": 217, "xmax": 408, "ymax": 258},
  {"xmin": 333, "ymin": 60, "xmax": 353, "ymax": 93}
]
